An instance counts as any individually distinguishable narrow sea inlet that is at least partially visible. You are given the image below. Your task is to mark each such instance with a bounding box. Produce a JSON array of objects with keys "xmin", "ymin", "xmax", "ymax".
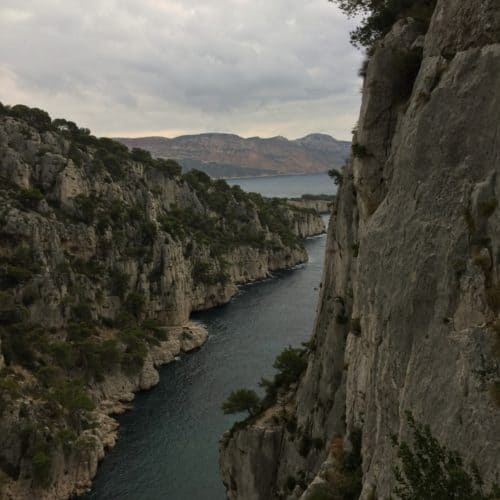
[{"xmin": 82, "ymin": 225, "xmax": 328, "ymax": 500}]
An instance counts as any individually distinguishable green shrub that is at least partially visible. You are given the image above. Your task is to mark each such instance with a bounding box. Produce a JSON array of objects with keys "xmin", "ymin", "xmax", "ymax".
[
  {"xmin": 9, "ymin": 104, "xmax": 52, "ymax": 132},
  {"xmin": 71, "ymin": 303, "xmax": 93, "ymax": 322},
  {"xmin": 352, "ymin": 143, "xmax": 369, "ymax": 158},
  {"xmin": 273, "ymin": 346, "xmax": 308, "ymax": 388},
  {"xmin": 109, "ymin": 269, "xmax": 129, "ymax": 298},
  {"xmin": 52, "ymin": 378, "xmax": 95, "ymax": 413},
  {"xmin": 67, "ymin": 322, "xmax": 95, "ymax": 341},
  {"xmin": 222, "ymin": 388, "xmax": 260, "ymax": 417},
  {"xmin": 73, "ymin": 194, "xmax": 96, "ymax": 223},
  {"xmin": 124, "ymin": 291, "xmax": 145, "ymax": 318},
  {"xmin": 328, "ymin": 168, "xmax": 343, "ymax": 186},
  {"xmin": 71, "ymin": 257, "xmax": 103, "ymax": 278},
  {"xmin": 391, "ymin": 412, "xmax": 500, "ymax": 499},
  {"xmin": 330, "ymin": 0, "xmax": 437, "ymax": 50},
  {"xmin": 154, "ymin": 158, "xmax": 182, "ymax": 177},
  {"xmin": 49, "ymin": 342, "xmax": 75, "ymax": 369},
  {"xmin": 31, "ymin": 449, "xmax": 52, "ymax": 488},
  {"xmin": 141, "ymin": 220, "xmax": 157, "ymax": 244},
  {"xmin": 130, "ymin": 147, "xmax": 152, "ymax": 163},
  {"xmin": 17, "ymin": 188, "xmax": 44, "ymax": 210},
  {"xmin": 121, "ymin": 339, "xmax": 148, "ymax": 375},
  {"xmin": 0, "ymin": 265, "xmax": 32, "ymax": 288}
]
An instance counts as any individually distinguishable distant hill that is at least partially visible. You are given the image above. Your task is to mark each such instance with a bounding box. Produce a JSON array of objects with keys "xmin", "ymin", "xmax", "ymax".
[{"xmin": 115, "ymin": 133, "xmax": 350, "ymax": 178}]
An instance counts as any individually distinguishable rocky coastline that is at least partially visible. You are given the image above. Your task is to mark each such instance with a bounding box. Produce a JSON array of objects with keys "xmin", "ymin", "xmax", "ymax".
[{"xmin": 0, "ymin": 105, "xmax": 325, "ymax": 499}]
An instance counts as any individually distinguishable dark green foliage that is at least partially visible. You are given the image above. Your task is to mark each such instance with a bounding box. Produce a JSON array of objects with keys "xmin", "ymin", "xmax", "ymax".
[
  {"xmin": 154, "ymin": 158, "xmax": 182, "ymax": 177},
  {"xmin": 8, "ymin": 105, "xmax": 52, "ymax": 132},
  {"xmin": 52, "ymin": 378, "xmax": 94, "ymax": 413},
  {"xmin": 124, "ymin": 291, "xmax": 145, "ymax": 318},
  {"xmin": 140, "ymin": 220, "xmax": 157, "ymax": 244},
  {"xmin": 222, "ymin": 388, "xmax": 260, "ymax": 416},
  {"xmin": 352, "ymin": 143, "xmax": 369, "ymax": 158},
  {"xmin": 109, "ymin": 269, "xmax": 129, "ymax": 299},
  {"xmin": 260, "ymin": 346, "xmax": 308, "ymax": 406},
  {"xmin": 31, "ymin": 448, "xmax": 52, "ymax": 488},
  {"xmin": 67, "ymin": 322, "xmax": 95, "ymax": 341},
  {"xmin": 0, "ymin": 322, "xmax": 37, "ymax": 368},
  {"xmin": 71, "ymin": 303, "xmax": 93, "ymax": 322},
  {"xmin": 300, "ymin": 193, "xmax": 335, "ymax": 201},
  {"xmin": 18, "ymin": 188, "xmax": 44, "ymax": 209},
  {"xmin": 49, "ymin": 342, "xmax": 75, "ymax": 369},
  {"xmin": 329, "ymin": 0, "xmax": 437, "ymax": 50},
  {"xmin": 328, "ymin": 168, "xmax": 343, "ymax": 186},
  {"xmin": 391, "ymin": 412, "xmax": 500, "ymax": 499},
  {"xmin": 273, "ymin": 346, "xmax": 308, "ymax": 388},
  {"xmin": 77, "ymin": 339, "xmax": 121, "ymax": 381},
  {"xmin": 0, "ymin": 265, "xmax": 32, "ymax": 288},
  {"xmin": 130, "ymin": 147, "xmax": 152, "ymax": 163},
  {"xmin": 73, "ymin": 194, "xmax": 96, "ymax": 223},
  {"xmin": 71, "ymin": 257, "xmax": 103, "ymax": 279},
  {"xmin": 192, "ymin": 261, "xmax": 228, "ymax": 286},
  {"xmin": 119, "ymin": 328, "xmax": 148, "ymax": 375},
  {"xmin": 183, "ymin": 169, "xmax": 212, "ymax": 190}
]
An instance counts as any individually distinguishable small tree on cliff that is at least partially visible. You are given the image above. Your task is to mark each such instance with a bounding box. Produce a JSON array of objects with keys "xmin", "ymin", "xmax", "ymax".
[
  {"xmin": 391, "ymin": 412, "xmax": 500, "ymax": 500},
  {"xmin": 328, "ymin": 0, "xmax": 437, "ymax": 49},
  {"xmin": 222, "ymin": 389, "xmax": 260, "ymax": 417}
]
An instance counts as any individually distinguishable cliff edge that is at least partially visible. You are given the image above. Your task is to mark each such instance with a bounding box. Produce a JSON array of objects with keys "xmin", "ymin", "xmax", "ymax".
[
  {"xmin": 0, "ymin": 105, "xmax": 324, "ymax": 499},
  {"xmin": 220, "ymin": 1, "xmax": 500, "ymax": 498}
]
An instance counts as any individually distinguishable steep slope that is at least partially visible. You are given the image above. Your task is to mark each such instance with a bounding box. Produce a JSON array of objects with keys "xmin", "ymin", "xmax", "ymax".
[
  {"xmin": 116, "ymin": 133, "xmax": 350, "ymax": 178},
  {"xmin": 0, "ymin": 104, "xmax": 325, "ymax": 499},
  {"xmin": 220, "ymin": 1, "xmax": 500, "ymax": 499}
]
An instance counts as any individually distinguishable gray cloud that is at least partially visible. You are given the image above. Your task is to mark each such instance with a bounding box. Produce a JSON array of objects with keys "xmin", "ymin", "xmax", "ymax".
[{"xmin": 0, "ymin": 0, "xmax": 363, "ymax": 140}]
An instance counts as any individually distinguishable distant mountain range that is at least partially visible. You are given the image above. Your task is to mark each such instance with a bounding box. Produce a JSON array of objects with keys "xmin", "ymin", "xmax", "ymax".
[{"xmin": 115, "ymin": 133, "xmax": 350, "ymax": 178}]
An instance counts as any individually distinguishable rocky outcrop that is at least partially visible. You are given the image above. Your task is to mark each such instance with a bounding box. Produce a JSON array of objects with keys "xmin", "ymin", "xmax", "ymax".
[
  {"xmin": 287, "ymin": 197, "xmax": 334, "ymax": 215},
  {"xmin": 220, "ymin": 1, "xmax": 500, "ymax": 498},
  {"xmin": 0, "ymin": 107, "xmax": 325, "ymax": 499},
  {"xmin": 116, "ymin": 133, "xmax": 350, "ymax": 178},
  {"xmin": 2, "ymin": 321, "xmax": 207, "ymax": 500}
]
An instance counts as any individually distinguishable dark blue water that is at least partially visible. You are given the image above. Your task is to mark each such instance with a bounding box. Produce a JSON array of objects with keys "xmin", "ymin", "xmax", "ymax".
[
  {"xmin": 227, "ymin": 173, "xmax": 336, "ymax": 198},
  {"xmin": 83, "ymin": 229, "xmax": 327, "ymax": 500}
]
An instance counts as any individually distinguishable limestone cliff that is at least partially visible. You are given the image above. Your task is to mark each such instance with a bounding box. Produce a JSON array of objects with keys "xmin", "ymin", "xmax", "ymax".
[
  {"xmin": 0, "ymin": 105, "xmax": 324, "ymax": 499},
  {"xmin": 220, "ymin": 1, "xmax": 500, "ymax": 498}
]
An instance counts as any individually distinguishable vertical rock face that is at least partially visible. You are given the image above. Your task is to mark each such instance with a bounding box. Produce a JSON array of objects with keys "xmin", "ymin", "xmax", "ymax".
[{"xmin": 220, "ymin": 1, "xmax": 500, "ymax": 498}]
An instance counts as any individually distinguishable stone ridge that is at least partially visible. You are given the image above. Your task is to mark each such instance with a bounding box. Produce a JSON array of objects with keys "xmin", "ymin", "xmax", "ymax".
[
  {"xmin": 115, "ymin": 133, "xmax": 351, "ymax": 178},
  {"xmin": 0, "ymin": 107, "xmax": 325, "ymax": 499},
  {"xmin": 219, "ymin": 1, "xmax": 500, "ymax": 498}
]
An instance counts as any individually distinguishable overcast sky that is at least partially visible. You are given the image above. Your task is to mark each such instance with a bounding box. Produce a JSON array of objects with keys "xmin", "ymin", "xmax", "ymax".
[{"xmin": 0, "ymin": 0, "xmax": 363, "ymax": 140}]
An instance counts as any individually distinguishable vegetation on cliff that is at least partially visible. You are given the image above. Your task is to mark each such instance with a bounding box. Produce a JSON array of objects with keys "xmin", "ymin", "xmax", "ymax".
[
  {"xmin": 0, "ymin": 103, "xmax": 323, "ymax": 496},
  {"xmin": 329, "ymin": 0, "xmax": 437, "ymax": 49}
]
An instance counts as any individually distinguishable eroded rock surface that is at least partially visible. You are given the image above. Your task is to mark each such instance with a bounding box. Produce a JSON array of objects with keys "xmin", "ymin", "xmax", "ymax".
[
  {"xmin": 220, "ymin": 1, "xmax": 500, "ymax": 498},
  {"xmin": 0, "ymin": 108, "xmax": 325, "ymax": 499}
]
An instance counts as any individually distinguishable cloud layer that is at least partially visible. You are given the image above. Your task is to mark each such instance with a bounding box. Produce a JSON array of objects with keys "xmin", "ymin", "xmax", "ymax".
[{"xmin": 0, "ymin": 0, "xmax": 363, "ymax": 140}]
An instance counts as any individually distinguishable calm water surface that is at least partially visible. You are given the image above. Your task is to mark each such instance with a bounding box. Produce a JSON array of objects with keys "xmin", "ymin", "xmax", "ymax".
[
  {"xmin": 84, "ymin": 177, "xmax": 330, "ymax": 500},
  {"xmin": 227, "ymin": 172, "xmax": 336, "ymax": 198}
]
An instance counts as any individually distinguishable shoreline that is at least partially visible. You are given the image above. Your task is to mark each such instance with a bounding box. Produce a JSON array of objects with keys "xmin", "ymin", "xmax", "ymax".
[
  {"xmin": 77, "ymin": 231, "xmax": 328, "ymax": 499},
  {"xmin": 222, "ymin": 171, "xmax": 330, "ymax": 181}
]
